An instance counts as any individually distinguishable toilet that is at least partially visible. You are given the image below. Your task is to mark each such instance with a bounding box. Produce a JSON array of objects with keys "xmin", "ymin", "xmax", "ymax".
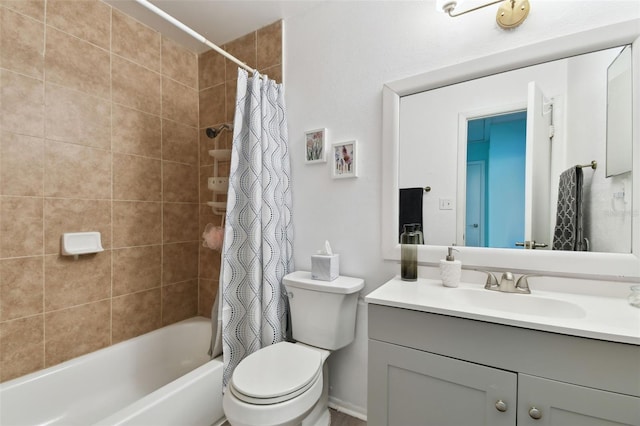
[{"xmin": 223, "ymin": 270, "xmax": 365, "ymax": 426}]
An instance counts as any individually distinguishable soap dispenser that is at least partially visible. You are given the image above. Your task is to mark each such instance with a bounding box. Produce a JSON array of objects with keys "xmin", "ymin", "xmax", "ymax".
[{"xmin": 440, "ymin": 247, "xmax": 461, "ymax": 288}]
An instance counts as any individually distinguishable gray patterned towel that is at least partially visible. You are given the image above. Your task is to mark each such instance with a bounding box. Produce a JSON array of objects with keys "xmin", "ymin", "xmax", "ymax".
[{"xmin": 553, "ymin": 167, "xmax": 584, "ymax": 251}]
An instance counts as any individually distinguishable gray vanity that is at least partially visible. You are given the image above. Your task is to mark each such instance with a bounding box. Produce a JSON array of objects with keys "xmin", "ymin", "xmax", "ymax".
[
  {"xmin": 366, "ymin": 278, "xmax": 640, "ymax": 425},
  {"xmin": 370, "ymin": 17, "xmax": 640, "ymax": 425}
]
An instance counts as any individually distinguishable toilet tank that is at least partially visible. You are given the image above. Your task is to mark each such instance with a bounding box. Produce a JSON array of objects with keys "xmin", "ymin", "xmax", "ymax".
[{"xmin": 283, "ymin": 271, "xmax": 364, "ymax": 350}]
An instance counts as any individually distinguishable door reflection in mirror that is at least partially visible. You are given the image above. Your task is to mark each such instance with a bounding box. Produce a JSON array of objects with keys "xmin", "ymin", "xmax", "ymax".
[{"xmin": 466, "ymin": 112, "xmax": 526, "ymax": 248}]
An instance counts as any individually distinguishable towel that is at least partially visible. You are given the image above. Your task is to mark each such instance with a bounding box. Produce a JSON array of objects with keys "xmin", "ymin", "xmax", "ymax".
[
  {"xmin": 399, "ymin": 187, "xmax": 424, "ymax": 242},
  {"xmin": 553, "ymin": 167, "xmax": 585, "ymax": 251}
]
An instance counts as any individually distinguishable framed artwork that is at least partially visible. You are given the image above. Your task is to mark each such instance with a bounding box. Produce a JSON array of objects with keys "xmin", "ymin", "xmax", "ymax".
[
  {"xmin": 304, "ymin": 128, "xmax": 327, "ymax": 163},
  {"xmin": 331, "ymin": 140, "xmax": 358, "ymax": 179}
]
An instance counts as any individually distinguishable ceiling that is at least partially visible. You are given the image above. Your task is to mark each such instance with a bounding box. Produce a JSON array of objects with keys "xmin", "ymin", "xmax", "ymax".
[{"xmin": 105, "ymin": 0, "xmax": 324, "ymax": 53}]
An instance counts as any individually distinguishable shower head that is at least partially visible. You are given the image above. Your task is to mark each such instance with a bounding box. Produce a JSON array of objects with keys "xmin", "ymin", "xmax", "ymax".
[{"xmin": 206, "ymin": 123, "xmax": 233, "ymax": 139}]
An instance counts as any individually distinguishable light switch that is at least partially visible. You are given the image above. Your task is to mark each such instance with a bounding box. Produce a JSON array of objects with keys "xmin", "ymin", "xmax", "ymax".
[{"xmin": 439, "ymin": 198, "xmax": 453, "ymax": 210}]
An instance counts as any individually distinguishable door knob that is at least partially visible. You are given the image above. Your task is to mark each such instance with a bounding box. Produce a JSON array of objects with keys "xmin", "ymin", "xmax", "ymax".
[
  {"xmin": 495, "ymin": 400, "xmax": 507, "ymax": 412},
  {"xmin": 529, "ymin": 406, "xmax": 542, "ymax": 420},
  {"xmin": 515, "ymin": 240, "xmax": 548, "ymax": 249}
]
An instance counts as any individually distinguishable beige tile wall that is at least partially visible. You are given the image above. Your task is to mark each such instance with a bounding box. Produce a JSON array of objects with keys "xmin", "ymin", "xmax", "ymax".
[
  {"xmin": 197, "ymin": 20, "xmax": 283, "ymax": 318},
  {"xmin": 0, "ymin": 0, "xmax": 201, "ymax": 382},
  {"xmin": 0, "ymin": 0, "xmax": 282, "ymax": 383}
]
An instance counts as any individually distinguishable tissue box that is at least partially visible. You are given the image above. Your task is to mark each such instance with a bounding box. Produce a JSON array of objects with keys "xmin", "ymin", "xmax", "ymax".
[{"xmin": 311, "ymin": 254, "xmax": 339, "ymax": 281}]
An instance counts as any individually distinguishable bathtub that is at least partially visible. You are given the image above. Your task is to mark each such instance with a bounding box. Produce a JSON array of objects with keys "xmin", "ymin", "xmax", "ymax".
[{"xmin": 0, "ymin": 316, "xmax": 225, "ymax": 426}]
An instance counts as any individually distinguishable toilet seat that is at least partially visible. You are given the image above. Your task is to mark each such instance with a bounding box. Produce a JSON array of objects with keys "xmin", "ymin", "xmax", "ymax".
[{"xmin": 230, "ymin": 342, "xmax": 322, "ymax": 405}]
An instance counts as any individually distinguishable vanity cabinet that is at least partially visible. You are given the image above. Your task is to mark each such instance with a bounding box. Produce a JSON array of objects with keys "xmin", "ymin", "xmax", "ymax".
[
  {"xmin": 367, "ymin": 304, "xmax": 640, "ymax": 426},
  {"xmin": 517, "ymin": 374, "xmax": 639, "ymax": 426},
  {"xmin": 369, "ymin": 339, "xmax": 517, "ymax": 426}
]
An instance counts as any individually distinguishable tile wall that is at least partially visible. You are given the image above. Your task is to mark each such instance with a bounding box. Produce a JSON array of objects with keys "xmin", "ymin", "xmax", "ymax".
[
  {"xmin": 0, "ymin": 0, "xmax": 201, "ymax": 381},
  {"xmin": 0, "ymin": 0, "xmax": 282, "ymax": 383}
]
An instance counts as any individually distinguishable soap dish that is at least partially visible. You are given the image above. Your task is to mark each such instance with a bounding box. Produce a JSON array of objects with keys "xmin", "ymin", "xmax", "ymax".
[{"xmin": 61, "ymin": 232, "xmax": 104, "ymax": 257}]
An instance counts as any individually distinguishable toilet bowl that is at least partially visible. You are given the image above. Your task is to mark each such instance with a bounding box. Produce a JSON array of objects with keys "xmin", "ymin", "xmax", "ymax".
[
  {"xmin": 223, "ymin": 343, "xmax": 330, "ymax": 426},
  {"xmin": 222, "ymin": 271, "xmax": 364, "ymax": 426}
]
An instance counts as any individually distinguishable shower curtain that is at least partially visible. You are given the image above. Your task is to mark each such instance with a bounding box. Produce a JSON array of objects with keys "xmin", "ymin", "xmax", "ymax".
[{"xmin": 217, "ymin": 69, "xmax": 294, "ymax": 388}]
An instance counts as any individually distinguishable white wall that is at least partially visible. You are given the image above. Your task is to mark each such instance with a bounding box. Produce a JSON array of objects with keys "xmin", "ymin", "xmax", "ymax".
[
  {"xmin": 565, "ymin": 48, "xmax": 633, "ymax": 253},
  {"xmin": 284, "ymin": 0, "xmax": 640, "ymax": 417}
]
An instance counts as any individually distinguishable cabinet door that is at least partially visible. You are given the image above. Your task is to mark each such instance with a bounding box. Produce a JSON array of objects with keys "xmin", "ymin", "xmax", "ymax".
[
  {"xmin": 518, "ymin": 374, "xmax": 640, "ymax": 426},
  {"xmin": 368, "ymin": 340, "xmax": 517, "ymax": 426}
]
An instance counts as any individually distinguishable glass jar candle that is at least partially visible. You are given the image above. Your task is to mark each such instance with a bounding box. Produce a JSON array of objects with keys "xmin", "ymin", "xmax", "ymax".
[{"xmin": 400, "ymin": 223, "xmax": 423, "ymax": 281}]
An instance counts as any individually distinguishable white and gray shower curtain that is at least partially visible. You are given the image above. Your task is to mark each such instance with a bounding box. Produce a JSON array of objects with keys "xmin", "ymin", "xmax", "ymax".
[{"xmin": 219, "ymin": 69, "xmax": 294, "ymax": 388}]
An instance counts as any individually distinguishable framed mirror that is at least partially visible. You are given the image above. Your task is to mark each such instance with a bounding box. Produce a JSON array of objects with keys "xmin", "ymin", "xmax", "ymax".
[
  {"xmin": 401, "ymin": 45, "xmax": 629, "ymax": 253},
  {"xmin": 607, "ymin": 45, "xmax": 633, "ymax": 177},
  {"xmin": 382, "ymin": 20, "xmax": 640, "ymax": 278}
]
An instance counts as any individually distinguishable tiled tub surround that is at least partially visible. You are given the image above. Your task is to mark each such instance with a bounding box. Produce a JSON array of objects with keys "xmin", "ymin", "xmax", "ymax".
[
  {"xmin": 0, "ymin": 0, "xmax": 281, "ymax": 383},
  {"xmin": 0, "ymin": 0, "xmax": 201, "ymax": 382}
]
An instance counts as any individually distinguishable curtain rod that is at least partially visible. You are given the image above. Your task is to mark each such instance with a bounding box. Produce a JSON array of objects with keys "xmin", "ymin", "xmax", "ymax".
[{"xmin": 134, "ymin": 0, "xmax": 259, "ymax": 76}]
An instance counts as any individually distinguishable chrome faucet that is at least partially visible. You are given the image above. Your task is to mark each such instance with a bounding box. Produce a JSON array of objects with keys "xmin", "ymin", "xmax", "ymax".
[
  {"xmin": 483, "ymin": 271, "xmax": 532, "ymax": 294},
  {"xmin": 514, "ymin": 274, "xmax": 534, "ymax": 294}
]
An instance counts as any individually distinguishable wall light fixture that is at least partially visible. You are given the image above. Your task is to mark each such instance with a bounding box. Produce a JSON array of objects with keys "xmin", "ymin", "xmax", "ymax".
[{"xmin": 437, "ymin": 0, "xmax": 530, "ymax": 29}]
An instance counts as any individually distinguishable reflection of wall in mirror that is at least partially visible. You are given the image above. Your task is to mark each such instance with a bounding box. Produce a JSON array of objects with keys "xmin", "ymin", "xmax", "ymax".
[
  {"xmin": 467, "ymin": 114, "xmax": 527, "ymax": 249},
  {"xmin": 486, "ymin": 118, "xmax": 526, "ymax": 248},
  {"xmin": 399, "ymin": 46, "xmax": 632, "ymax": 254},
  {"xmin": 564, "ymin": 47, "xmax": 631, "ymax": 253}
]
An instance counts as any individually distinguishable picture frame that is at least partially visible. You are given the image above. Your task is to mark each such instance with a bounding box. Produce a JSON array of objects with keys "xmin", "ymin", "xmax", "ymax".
[
  {"xmin": 331, "ymin": 140, "xmax": 358, "ymax": 179},
  {"xmin": 304, "ymin": 128, "xmax": 327, "ymax": 163}
]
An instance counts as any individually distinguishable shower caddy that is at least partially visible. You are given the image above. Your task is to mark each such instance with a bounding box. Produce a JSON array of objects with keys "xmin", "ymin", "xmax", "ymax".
[{"xmin": 207, "ymin": 144, "xmax": 230, "ymax": 215}]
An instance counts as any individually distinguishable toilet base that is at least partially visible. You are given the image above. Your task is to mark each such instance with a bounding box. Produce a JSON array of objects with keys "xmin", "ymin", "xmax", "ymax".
[
  {"xmin": 302, "ymin": 408, "xmax": 330, "ymax": 426},
  {"xmin": 301, "ymin": 363, "xmax": 330, "ymax": 426}
]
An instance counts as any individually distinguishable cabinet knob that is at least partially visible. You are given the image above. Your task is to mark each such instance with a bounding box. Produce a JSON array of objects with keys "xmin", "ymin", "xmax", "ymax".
[
  {"xmin": 529, "ymin": 407, "xmax": 542, "ymax": 420},
  {"xmin": 495, "ymin": 400, "xmax": 507, "ymax": 412}
]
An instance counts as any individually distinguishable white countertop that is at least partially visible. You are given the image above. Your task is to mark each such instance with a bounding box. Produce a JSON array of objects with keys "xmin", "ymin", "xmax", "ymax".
[{"xmin": 365, "ymin": 277, "xmax": 640, "ymax": 345}]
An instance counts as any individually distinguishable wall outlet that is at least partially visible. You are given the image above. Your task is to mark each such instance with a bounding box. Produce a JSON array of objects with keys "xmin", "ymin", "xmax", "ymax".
[{"xmin": 439, "ymin": 198, "xmax": 453, "ymax": 210}]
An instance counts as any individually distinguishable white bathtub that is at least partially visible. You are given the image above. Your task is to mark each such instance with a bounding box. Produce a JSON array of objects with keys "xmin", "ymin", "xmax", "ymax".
[{"xmin": 0, "ymin": 316, "xmax": 225, "ymax": 426}]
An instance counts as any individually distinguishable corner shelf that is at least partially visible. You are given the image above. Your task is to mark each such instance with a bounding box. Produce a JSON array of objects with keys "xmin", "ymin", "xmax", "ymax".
[
  {"xmin": 207, "ymin": 201, "xmax": 227, "ymax": 216},
  {"xmin": 209, "ymin": 149, "xmax": 232, "ymax": 160},
  {"xmin": 208, "ymin": 148, "xmax": 231, "ymax": 215},
  {"xmin": 208, "ymin": 177, "xmax": 229, "ymax": 193}
]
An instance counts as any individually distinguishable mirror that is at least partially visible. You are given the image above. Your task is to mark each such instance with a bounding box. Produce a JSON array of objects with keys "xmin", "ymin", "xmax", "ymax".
[
  {"xmin": 400, "ymin": 45, "xmax": 630, "ymax": 253},
  {"xmin": 382, "ymin": 20, "xmax": 640, "ymax": 278},
  {"xmin": 607, "ymin": 45, "xmax": 633, "ymax": 177}
]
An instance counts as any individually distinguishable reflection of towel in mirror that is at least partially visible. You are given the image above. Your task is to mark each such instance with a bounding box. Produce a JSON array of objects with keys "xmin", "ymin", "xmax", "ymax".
[
  {"xmin": 553, "ymin": 167, "xmax": 585, "ymax": 251},
  {"xmin": 399, "ymin": 188, "xmax": 424, "ymax": 242}
]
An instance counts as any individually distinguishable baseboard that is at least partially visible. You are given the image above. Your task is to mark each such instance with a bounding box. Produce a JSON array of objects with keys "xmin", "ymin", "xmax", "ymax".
[{"xmin": 328, "ymin": 397, "xmax": 367, "ymax": 421}]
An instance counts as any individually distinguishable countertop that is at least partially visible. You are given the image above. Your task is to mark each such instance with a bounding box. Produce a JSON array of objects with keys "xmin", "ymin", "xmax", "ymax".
[{"xmin": 365, "ymin": 277, "xmax": 640, "ymax": 345}]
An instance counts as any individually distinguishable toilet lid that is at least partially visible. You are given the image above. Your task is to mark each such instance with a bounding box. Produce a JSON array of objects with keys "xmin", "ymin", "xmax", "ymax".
[{"xmin": 231, "ymin": 342, "xmax": 322, "ymax": 404}]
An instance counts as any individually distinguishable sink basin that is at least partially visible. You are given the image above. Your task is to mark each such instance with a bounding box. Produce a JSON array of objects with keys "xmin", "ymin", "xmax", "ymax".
[{"xmin": 452, "ymin": 288, "xmax": 587, "ymax": 319}]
